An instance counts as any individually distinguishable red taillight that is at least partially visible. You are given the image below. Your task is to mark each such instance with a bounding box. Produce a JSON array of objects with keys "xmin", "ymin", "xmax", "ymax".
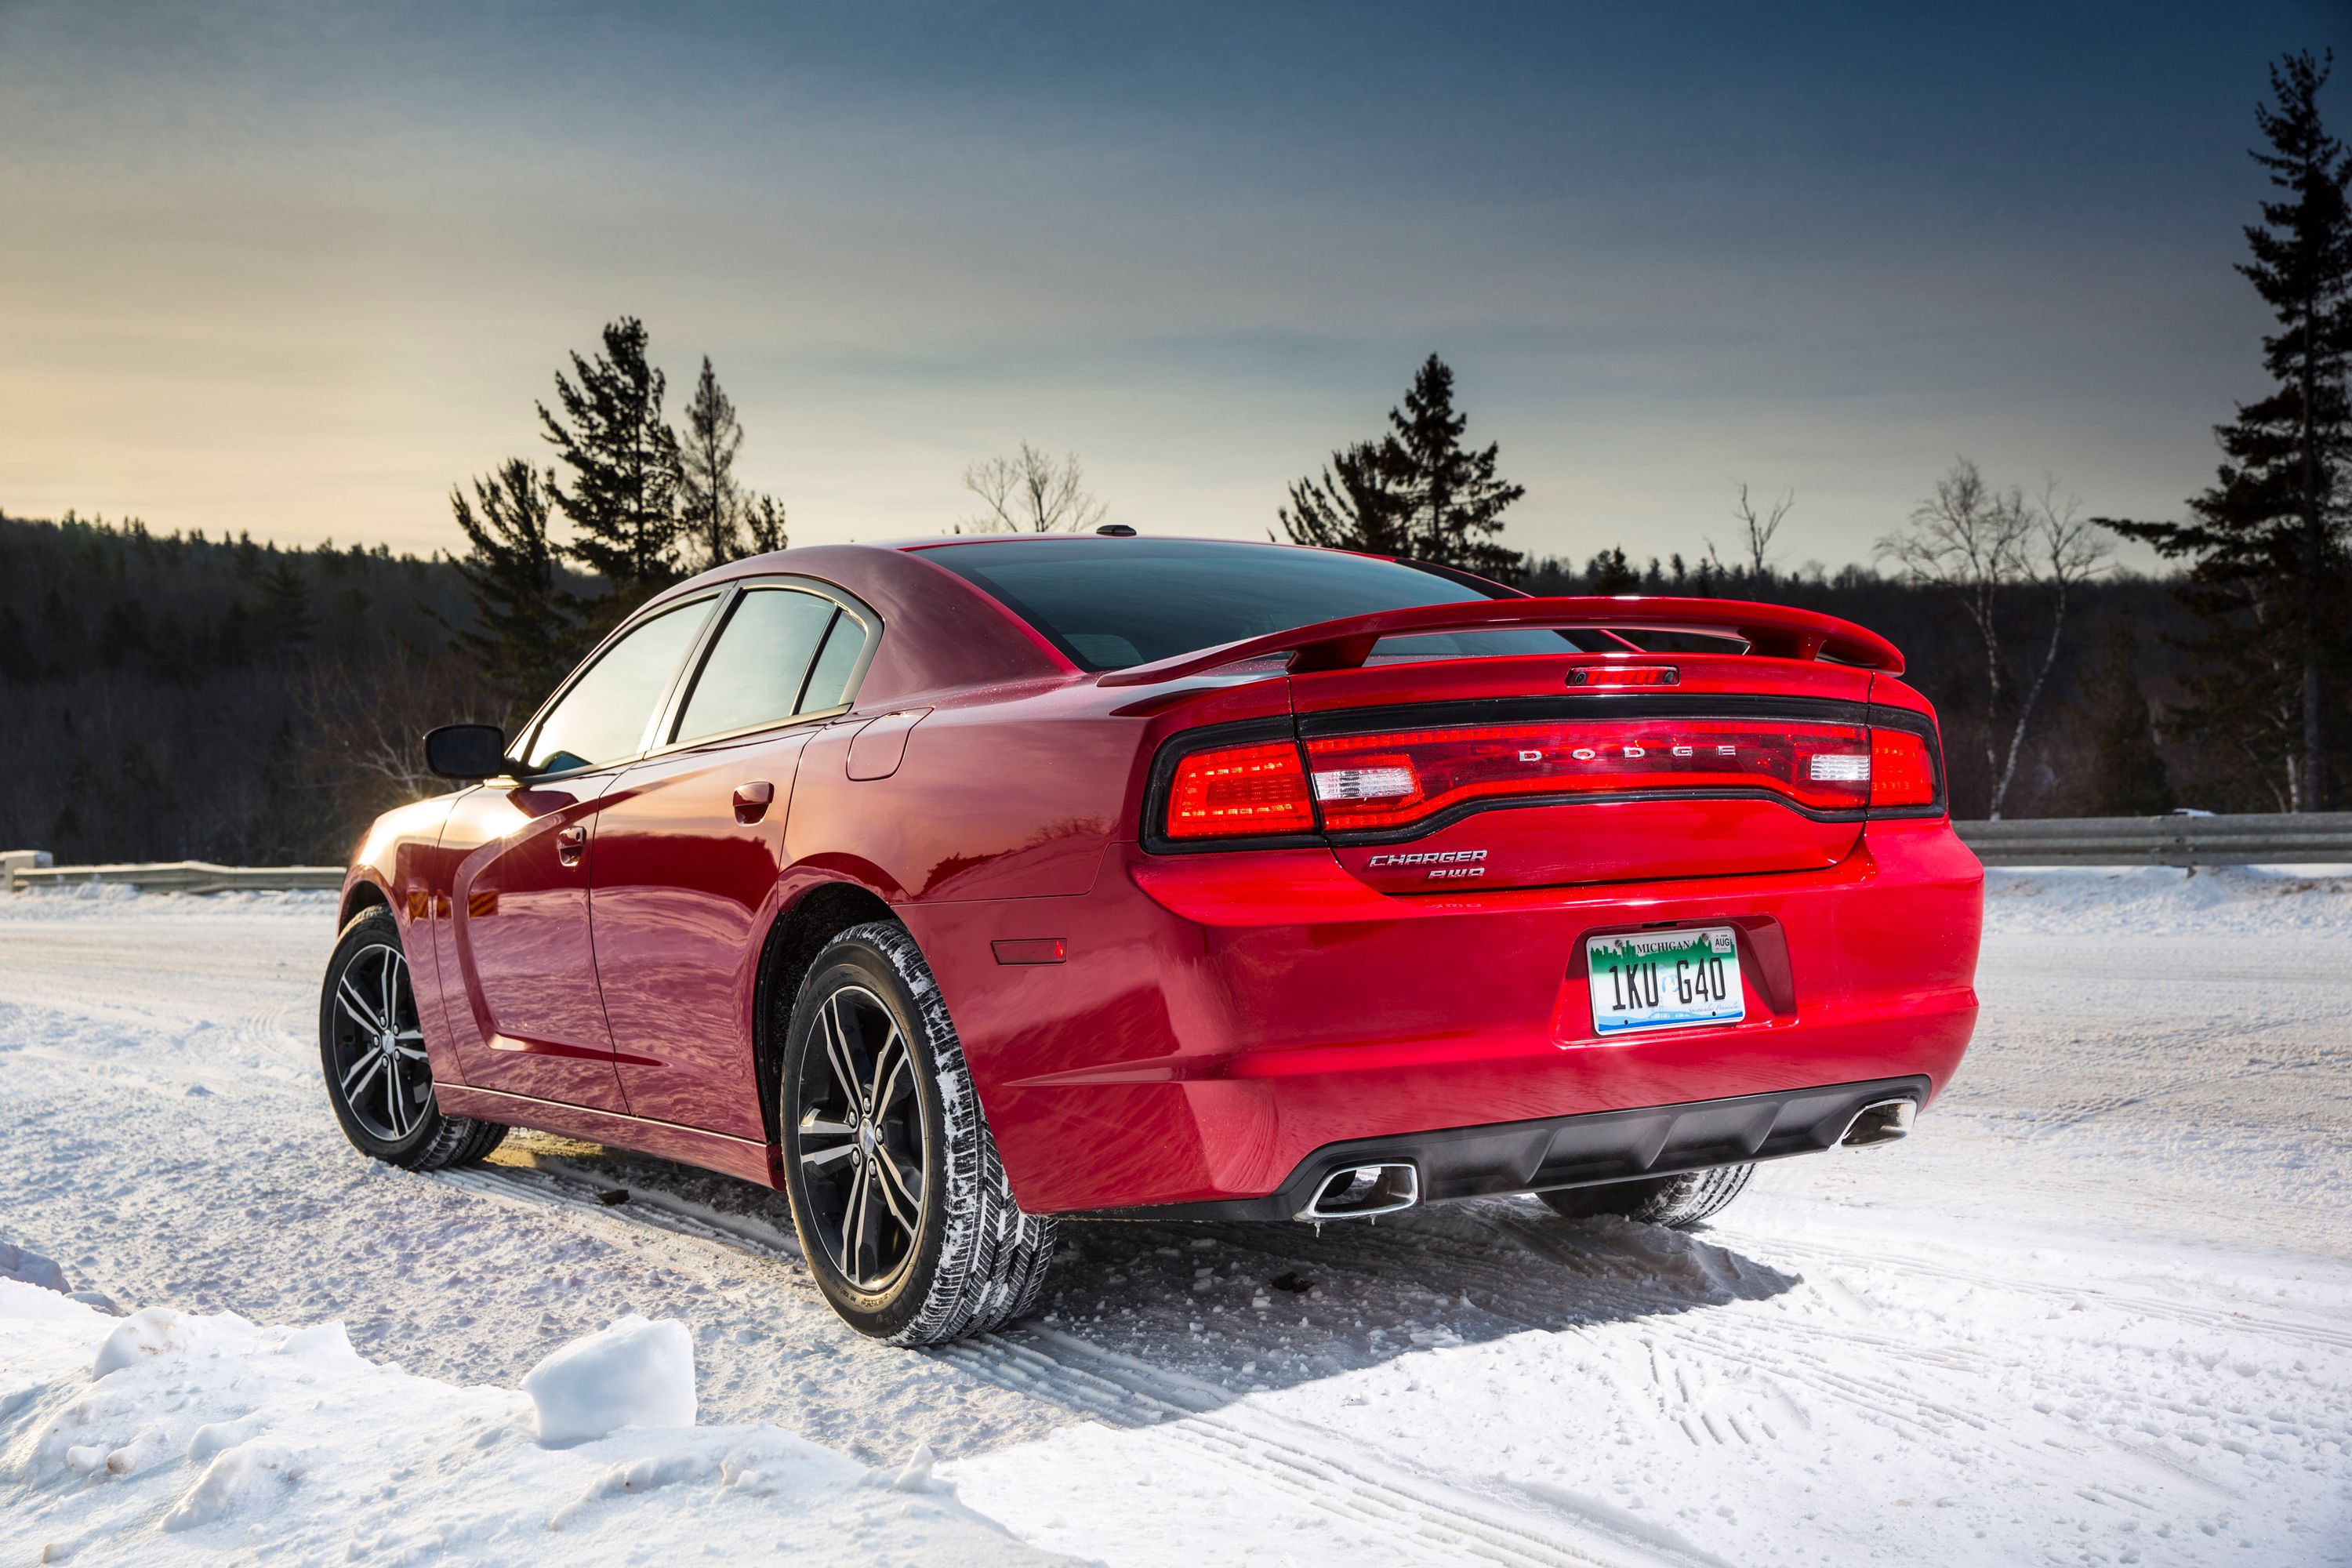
[
  {"xmin": 1868, "ymin": 728, "xmax": 1937, "ymax": 809},
  {"xmin": 1165, "ymin": 741, "xmax": 1316, "ymax": 839},
  {"xmin": 1305, "ymin": 718, "xmax": 1874, "ymax": 832}
]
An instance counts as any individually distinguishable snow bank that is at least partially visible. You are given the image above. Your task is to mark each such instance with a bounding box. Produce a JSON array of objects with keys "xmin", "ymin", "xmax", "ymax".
[
  {"xmin": 0, "ymin": 1282, "xmax": 1055, "ymax": 1566},
  {"xmin": 0, "ymin": 884, "xmax": 335, "ymax": 920},
  {"xmin": 1985, "ymin": 862, "xmax": 2352, "ymax": 938}
]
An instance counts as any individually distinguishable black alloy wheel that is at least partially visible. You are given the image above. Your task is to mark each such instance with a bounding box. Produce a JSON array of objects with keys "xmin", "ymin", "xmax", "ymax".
[
  {"xmin": 325, "ymin": 930, "xmax": 433, "ymax": 1143},
  {"xmin": 778, "ymin": 923, "xmax": 1057, "ymax": 1344},
  {"xmin": 791, "ymin": 982, "xmax": 930, "ymax": 1293},
  {"xmin": 318, "ymin": 906, "xmax": 507, "ymax": 1170}
]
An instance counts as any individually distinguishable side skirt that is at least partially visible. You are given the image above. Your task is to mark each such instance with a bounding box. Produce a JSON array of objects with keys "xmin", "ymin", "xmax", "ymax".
[{"xmin": 434, "ymin": 1084, "xmax": 781, "ymax": 1188}]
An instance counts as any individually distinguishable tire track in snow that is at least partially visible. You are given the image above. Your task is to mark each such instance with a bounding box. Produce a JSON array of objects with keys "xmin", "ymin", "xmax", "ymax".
[
  {"xmin": 1752, "ymin": 1233, "xmax": 2352, "ymax": 1353},
  {"xmin": 1155, "ymin": 1207, "xmax": 2259, "ymax": 1486},
  {"xmin": 938, "ymin": 1330, "xmax": 1714, "ymax": 1568},
  {"xmin": 426, "ymin": 1159, "xmax": 1688, "ymax": 1568}
]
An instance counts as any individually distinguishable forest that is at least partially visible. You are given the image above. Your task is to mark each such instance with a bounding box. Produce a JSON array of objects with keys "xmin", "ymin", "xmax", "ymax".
[{"xmin": 0, "ymin": 502, "xmax": 2202, "ymax": 867}]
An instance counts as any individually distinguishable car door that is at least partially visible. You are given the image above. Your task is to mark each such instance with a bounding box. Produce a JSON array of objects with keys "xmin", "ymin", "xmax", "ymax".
[
  {"xmin": 592, "ymin": 581, "xmax": 877, "ymax": 1138},
  {"xmin": 430, "ymin": 595, "xmax": 719, "ymax": 1111}
]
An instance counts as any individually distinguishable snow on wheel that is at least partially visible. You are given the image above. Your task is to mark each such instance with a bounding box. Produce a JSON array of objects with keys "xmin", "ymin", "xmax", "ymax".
[
  {"xmin": 317, "ymin": 906, "xmax": 505, "ymax": 1171},
  {"xmin": 779, "ymin": 922, "xmax": 1056, "ymax": 1345}
]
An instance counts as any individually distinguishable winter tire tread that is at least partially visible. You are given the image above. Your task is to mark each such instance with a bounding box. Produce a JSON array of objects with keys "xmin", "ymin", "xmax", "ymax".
[
  {"xmin": 1535, "ymin": 1160, "xmax": 1755, "ymax": 1229},
  {"xmin": 783, "ymin": 921, "xmax": 1057, "ymax": 1345}
]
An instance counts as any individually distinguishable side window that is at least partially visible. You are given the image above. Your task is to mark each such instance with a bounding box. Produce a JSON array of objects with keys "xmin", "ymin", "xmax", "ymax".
[
  {"xmin": 672, "ymin": 588, "xmax": 840, "ymax": 744},
  {"xmin": 522, "ymin": 600, "xmax": 713, "ymax": 774},
  {"xmin": 800, "ymin": 608, "xmax": 870, "ymax": 712}
]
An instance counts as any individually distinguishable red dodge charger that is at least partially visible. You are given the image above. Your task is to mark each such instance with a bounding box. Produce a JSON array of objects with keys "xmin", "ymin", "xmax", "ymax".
[{"xmin": 322, "ymin": 534, "xmax": 1981, "ymax": 1343}]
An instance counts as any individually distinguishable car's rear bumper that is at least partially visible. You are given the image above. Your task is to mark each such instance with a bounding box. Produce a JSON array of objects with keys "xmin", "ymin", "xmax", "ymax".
[
  {"xmin": 1063, "ymin": 1074, "xmax": 1933, "ymax": 1221},
  {"xmin": 902, "ymin": 816, "xmax": 1982, "ymax": 1215}
]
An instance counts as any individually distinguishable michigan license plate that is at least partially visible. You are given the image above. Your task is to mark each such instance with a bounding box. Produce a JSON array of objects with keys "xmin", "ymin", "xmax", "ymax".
[{"xmin": 1586, "ymin": 927, "xmax": 1745, "ymax": 1036}]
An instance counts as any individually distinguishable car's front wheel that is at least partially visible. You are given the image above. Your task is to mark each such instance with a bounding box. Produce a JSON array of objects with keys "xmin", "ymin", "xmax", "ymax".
[
  {"xmin": 318, "ymin": 906, "xmax": 506, "ymax": 1170},
  {"xmin": 779, "ymin": 922, "xmax": 1056, "ymax": 1344}
]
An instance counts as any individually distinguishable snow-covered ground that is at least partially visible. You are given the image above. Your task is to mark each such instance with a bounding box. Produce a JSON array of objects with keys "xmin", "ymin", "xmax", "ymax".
[
  {"xmin": 1, "ymin": 1283, "xmax": 1051, "ymax": 1565},
  {"xmin": 3, "ymin": 868, "xmax": 2349, "ymax": 1565}
]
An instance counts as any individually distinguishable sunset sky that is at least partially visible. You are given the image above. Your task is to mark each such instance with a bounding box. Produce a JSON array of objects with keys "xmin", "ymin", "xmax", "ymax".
[{"xmin": 4, "ymin": 0, "xmax": 2345, "ymax": 568}]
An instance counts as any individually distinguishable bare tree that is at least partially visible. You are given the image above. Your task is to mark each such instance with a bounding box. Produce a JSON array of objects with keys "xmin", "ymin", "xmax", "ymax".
[
  {"xmin": 1993, "ymin": 481, "xmax": 2110, "ymax": 814},
  {"xmin": 1875, "ymin": 459, "xmax": 2107, "ymax": 817},
  {"xmin": 960, "ymin": 442, "xmax": 1109, "ymax": 533},
  {"xmin": 299, "ymin": 648, "xmax": 506, "ymax": 810},
  {"xmin": 1728, "ymin": 483, "xmax": 1795, "ymax": 577}
]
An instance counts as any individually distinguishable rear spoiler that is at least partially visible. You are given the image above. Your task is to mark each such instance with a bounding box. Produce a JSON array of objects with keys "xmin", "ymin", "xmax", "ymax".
[{"xmin": 1095, "ymin": 595, "xmax": 1904, "ymax": 687}]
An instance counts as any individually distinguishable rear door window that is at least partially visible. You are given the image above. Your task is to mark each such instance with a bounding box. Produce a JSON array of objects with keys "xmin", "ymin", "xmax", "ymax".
[
  {"xmin": 672, "ymin": 587, "xmax": 842, "ymax": 744},
  {"xmin": 799, "ymin": 608, "xmax": 870, "ymax": 711}
]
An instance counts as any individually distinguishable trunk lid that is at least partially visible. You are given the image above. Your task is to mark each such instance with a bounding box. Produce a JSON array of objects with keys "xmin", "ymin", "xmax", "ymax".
[{"xmin": 1288, "ymin": 648, "xmax": 1878, "ymax": 893}]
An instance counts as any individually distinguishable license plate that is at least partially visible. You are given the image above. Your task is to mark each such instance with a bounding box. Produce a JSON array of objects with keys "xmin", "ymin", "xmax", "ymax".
[{"xmin": 1586, "ymin": 927, "xmax": 1745, "ymax": 1036}]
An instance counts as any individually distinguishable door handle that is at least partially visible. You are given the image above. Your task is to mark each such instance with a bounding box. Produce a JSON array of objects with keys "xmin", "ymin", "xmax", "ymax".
[
  {"xmin": 733, "ymin": 781, "xmax": 775, "ymax": 824},
  {"xmin": 556, "ymin": 824, "xmax": 588, "ymax": 866}
]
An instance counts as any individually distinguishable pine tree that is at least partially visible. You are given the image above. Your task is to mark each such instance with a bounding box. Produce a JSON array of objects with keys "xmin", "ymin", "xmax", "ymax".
[
  {"xmin": 1279, "ymin": 441, "xmax": 1409, "ymax": 556},
  {"xmin": 1583, "ymin": 546, "xmax": 1639, "ymax": 593},
  {"xmin": 1278, "ymin": 356, "xmax": 1526, "ymax": 578},
  {"xmin": 745, "ymin": 493, "xmax": 789, "ymax": 554},
  {"xmin": 446, "ymin": 459, "xmax": 584, "ymax": 703},
  {"xmin": 677, "ymin": 356, "xmax": 746, "ymax": 572},
  {"xmin": 258, "ymin": 557, "xmax": 317, "ymax": 655},
  {"xmin": 538, "ymin": 317, "xmax": 683, "ymax": 597},
  {"xmin": 2103, "ymin": 51, "xmax": 2352, "ymax": 809}
]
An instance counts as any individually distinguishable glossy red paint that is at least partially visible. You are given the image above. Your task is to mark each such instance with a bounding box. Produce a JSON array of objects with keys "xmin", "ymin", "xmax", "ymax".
[
  {"xmin": 594, "ymin": 731, "xmax": 809, "ymax": 1137},
  {"xmin": 341, "ymin": 535, "xmax": 1982, "ymax": 1217}
]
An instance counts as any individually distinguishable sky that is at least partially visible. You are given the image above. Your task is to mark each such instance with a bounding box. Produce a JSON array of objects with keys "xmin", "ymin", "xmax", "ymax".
[{"xmin": 2, "ymin": 0, "xmax": 2347, "ymax": 571}]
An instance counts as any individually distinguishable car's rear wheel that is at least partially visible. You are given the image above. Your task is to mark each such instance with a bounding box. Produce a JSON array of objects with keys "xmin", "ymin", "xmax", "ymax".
[
  {"xmin": 318, "ymin": 906, "xmax": 506, "ymax": 1170},
  {"xmin": 1535, "ymin": 1163, "xmax": 1754, "ymax": 1229},
  {"xmin": 779, "ymin": 922, "xmax": 1056, "ymax": 1344}
]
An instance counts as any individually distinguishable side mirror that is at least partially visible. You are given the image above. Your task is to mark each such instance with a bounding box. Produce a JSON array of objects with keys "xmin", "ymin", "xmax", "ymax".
[{"xmin": 423, "ymin": 724, "xmax": 511, "ymax": 780}]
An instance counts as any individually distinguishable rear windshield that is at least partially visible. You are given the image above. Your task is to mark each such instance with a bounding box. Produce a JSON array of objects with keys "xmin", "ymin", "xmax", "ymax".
[{"xmin": 921, "ymin": 538, "xmax": 1595, "ymax": 671}]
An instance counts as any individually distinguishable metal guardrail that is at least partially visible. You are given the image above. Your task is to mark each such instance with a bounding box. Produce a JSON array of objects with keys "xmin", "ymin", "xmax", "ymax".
[
  {"xmin": 2, "ymin": 858, "xmax": 343, "ymax": 895},
  {"xmin": 1955, "ymin": 812, "xmax": 2352, "ymax": 867}
]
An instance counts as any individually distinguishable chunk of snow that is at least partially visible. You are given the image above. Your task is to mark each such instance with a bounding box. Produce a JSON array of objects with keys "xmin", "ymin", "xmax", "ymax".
[
  {"xmin": 188, "ymin": 1412, "xmax": 270, "ymax": 1464},
  {"xmin": 274, "ymin": 1320, "xmax": 361, "ymax": 1366},
  {"xmin": 520, "ymin": 1314, "xmax": 697, "ymax": 1443},
  {"xmin": 0, "ymin": 1242, "xmax": 69, "ymax": 1294},
  {"xmin": 162, "ymin": 1440, "xmax": 308, "ymax": 1531},
  {"xmin": 92, "ymin": 1307, "xmax": 200, "ymax": 1377},
  {"xmin": 890, "ymin": 1440, "xmax": 938, "ymax": 1494}
]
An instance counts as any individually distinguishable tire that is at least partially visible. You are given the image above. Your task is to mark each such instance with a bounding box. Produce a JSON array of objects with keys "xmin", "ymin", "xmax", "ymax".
[
  {"xmin": 1535, "ymin": 1163, "xmax": 1755, "ymax": 1229},
  {"xmin": 778, "ymin": 922, "xmax": 1056, "ymax": 1345},
  {"xmin": 318, "ymin": 906, "xmax": 506, "ymax": 1171}
]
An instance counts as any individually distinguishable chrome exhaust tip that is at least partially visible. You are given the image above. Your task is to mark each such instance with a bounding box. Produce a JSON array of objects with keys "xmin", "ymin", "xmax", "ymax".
[
  {"xmin": 1841, "ymin": 1098, "xmax": 1917, "ymax": 1148},
  {"xmin": 1298, "ymin": 1162, "xmax": 1420, "ymax": 1221}
]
